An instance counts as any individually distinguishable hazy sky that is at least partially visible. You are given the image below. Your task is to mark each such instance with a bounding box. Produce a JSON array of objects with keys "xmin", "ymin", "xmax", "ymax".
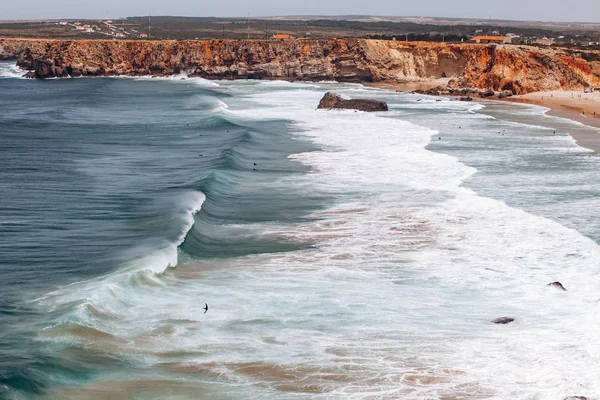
[{"xmin": 3, "ymin": 0, "xmax": 600, "ymax": 23}]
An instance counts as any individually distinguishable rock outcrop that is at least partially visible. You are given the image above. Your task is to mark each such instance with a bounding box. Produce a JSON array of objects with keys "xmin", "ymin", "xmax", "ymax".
[
  {"xmin": 317, "ymin": 92, "xmax": 388, "ymax": 111},
  {"xmin": 491, "ymin": 317, "xmax": 515, "ymax": 325},
  {"xmin": 1, "ymin": 38, "xmax": 600, "ymax": 94},
  {"xmin": 547, "ymin": 281, "xmax": 567, "ymax": 291}
]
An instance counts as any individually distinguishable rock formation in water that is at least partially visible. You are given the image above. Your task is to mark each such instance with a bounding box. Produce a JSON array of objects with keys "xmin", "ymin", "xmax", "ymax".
[
  {"xmin": 1, "ymin": 38, "xmax": 600, "ymax": 94},
  {"xmin": 546, "ymin": 281, "xmax": 567, "ymax": 291},
  {"xmin": 317, "ymin": 92, "xmax": 388, "ymax": 111},
  {"xmin": 491, "ymin": 317, "xmax": 515, "ymax": 324}
]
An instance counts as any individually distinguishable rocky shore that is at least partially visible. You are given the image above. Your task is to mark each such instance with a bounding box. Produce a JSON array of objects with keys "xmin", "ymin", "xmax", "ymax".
[
  {"xmin": 411, "ymin": 84, "xmax": 516, "ymax": 101},
  {"xmin": 1, "ymin": 38, "xmax": 600, "ymax": 94}
]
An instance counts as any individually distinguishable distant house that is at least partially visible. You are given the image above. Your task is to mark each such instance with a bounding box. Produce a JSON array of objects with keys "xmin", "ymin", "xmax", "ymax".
[
  {"xmin": 472, "ymin": 35, "xmax": 511, "ymax": 44},
  {"xmin": 272, "ymin": 34, "xmax": 295, "ymax": 40},
  {"xmin": 139, "ymin": 33, "xmax": 148, "ymax": 38}
]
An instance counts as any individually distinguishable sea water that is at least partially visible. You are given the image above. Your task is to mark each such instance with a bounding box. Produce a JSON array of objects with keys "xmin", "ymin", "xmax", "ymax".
[{"xmin": 1, "ymin": 62, "xmax": 599, "ymax": 399}]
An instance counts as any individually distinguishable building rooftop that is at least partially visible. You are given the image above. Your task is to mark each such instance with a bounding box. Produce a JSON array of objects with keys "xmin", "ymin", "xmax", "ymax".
[
  {"xmin": 273, "ymin": 34, "xmax": 295, "ymax": 39},
  {"xmin": 472, "ymin": 35, "xmax": 508, "ymax": 41}
]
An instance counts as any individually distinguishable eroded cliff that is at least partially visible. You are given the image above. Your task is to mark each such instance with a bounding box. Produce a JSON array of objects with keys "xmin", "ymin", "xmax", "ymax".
[{"xmin": 1, "ymin": 38, "xmax": 599, "ymax": 94}]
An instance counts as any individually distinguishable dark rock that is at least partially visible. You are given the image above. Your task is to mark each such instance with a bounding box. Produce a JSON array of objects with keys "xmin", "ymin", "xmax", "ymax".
[
  {"xmin": 317, "ymin": 92, "xmax": 388, "ymax": 112},
  {"xmin": 459, "ymin": 96, "xmax": 473, "ymax": 102},
  {"xmin": 491, "ymin": 317, "xmax": 515, "ymax": 324},
  {"xmin": 419, "ymin": 85, "xmax": 453, "ymax": 97},
  {"xmin": 24, "ymin": 71, "xmax": 36, "ymax": 79},
  {"xmin": 547, "ymin": 281, "xmax": 567, "ymax": 291},
  {"xmin": 563, "ymin": 397, "xmax": 589, "ymax": 400},
  {"xmin": 69, "ymin": 67, "xmax": 82, "ymax": 78}
]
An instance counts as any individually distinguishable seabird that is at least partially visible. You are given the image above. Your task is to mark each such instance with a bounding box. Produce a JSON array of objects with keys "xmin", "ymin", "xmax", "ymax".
[{"xmin": 203, "ymin": 303, "xmax": 209, "ymax": 314}]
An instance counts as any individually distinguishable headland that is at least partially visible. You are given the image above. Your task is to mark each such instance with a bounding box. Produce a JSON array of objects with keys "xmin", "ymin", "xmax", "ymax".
[{"xmin": 1, "ymin": 38, "xmax": 599, "ymax": 96}]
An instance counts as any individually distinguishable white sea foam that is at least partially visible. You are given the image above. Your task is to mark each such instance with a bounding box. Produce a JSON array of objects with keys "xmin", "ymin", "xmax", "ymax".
[
  {"xmin": 224, "ymin": 86, "xmax": 600, "ymax": 398},
  {"xmin": 37, "ymin": 83, "xmax": 600, "ymax": 399},
  {"xmin": 113, "ymin": 72, "xmax": 220, "ymax": 87},
  {"xmin": 0, "ymin": 62, "xmax": 25, "ymax": 79}
]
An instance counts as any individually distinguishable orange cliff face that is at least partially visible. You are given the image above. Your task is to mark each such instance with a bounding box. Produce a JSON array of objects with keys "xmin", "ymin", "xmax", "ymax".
[{"xmin": 1, "ymin": 38, "xmax": 600, "ymax": 94}]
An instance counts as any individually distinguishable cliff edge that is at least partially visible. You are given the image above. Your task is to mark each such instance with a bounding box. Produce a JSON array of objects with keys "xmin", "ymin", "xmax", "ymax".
[{"xmin": 1, "ymin": 38, "xmax": 599, "ymax": 94}]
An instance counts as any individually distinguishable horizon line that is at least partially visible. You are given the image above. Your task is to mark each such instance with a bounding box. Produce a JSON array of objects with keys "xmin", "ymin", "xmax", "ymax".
[{"xmin": 1, "ymin": 14, "xmax": 600, "ymax": 25}]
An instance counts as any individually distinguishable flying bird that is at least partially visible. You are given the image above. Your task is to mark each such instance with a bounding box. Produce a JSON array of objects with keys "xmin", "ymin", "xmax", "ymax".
[{"xmin": 203, "ymin": 303, "xmax": 209, "ymax": 314}]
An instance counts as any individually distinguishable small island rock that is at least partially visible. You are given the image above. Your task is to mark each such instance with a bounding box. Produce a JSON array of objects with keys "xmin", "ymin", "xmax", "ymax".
[
  {"xmin": 317, "ymin": 92, "xmax": 388, "ymax": 112},
  {"xmin": 546, "ymin": 281, "xmax": 567, "ymax": 291},
  {"xmin": 491, "ymin": 317, "xmax": 515, "ymax": 324}
]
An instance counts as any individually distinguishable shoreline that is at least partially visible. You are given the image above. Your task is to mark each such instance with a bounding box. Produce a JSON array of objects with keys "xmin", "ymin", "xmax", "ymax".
[
  {"xmin": 4, "ymin": 59, "xmax": 600, "ymax": 152},
  {"xmin": 381, "ymin": 82, "xmax": 600, "ymax": 153},
  {"xmin": 504, "ymin": 91, "xmax": 600, "ymax": 129},
  {"xmin": 501, "ymin": 91, "xmax": 600, "ymax": 152}
]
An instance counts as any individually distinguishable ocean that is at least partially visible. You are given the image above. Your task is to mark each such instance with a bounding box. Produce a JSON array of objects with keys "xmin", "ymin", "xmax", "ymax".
[{"xmin": 1, "ymin": 61, "xmax": 599, "ymax": 399}]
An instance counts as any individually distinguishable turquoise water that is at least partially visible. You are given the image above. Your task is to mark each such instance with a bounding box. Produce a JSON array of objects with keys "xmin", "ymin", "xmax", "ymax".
[{"xmin": 1, "ymin": 65, "xmax": 600, "ymax": 399}]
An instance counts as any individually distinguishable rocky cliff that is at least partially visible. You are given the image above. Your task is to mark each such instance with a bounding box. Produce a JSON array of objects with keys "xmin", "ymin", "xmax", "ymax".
[{"xmin": 1, "ymin": 38, "xmax": 599, "ymax": 94}]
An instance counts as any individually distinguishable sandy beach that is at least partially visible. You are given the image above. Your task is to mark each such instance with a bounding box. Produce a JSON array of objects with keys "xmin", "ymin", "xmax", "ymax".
[
  {"xmin": 503, "ymin": 90, "xmax": 600, "ymax": 152},
  {"xmin": 507, "ymin": 90, "xmax": 600, "ymax": 128},
  {"xmin": 377, "ymin": 82, "xmax": 600, "ymax": 152}
]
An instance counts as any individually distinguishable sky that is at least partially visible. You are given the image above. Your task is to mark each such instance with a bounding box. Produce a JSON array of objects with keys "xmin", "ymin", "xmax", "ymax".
[{"xmin": 2, "ymin": 0, "xmax": 600, "ymax": 23}]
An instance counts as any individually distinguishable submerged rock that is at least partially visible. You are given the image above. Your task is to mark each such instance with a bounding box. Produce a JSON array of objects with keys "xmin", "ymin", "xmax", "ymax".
[
  {"xmin": 563, "ymin": 397, "xmax": 589, "ymax": 400},
  {"xmin": 547, "ymin": 281, "xmax": 567, "ymax": 291},
  {"xmin": 491, "ymin": 317, "xmax": 515, "ymax": 324},
  {"xmin": 317, "ymin": 92, "xmax": 388, "ymax": 112}
]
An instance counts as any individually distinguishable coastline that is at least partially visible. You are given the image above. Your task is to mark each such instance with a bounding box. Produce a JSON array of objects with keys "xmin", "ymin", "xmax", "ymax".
[
  {"xmin": 4, "ymin": 52, "xmax": 600, "ymax": 153},
  {"xmin": 505, "ymin": 91, "xmax": 600, "ymax": 129},
  {"xmin": 382, "ymin": 81, "xmax": 600, "ymax": 153},
  {"xmin": 501, "ymin": 91, "xmax": 600, "ymax": 152}
]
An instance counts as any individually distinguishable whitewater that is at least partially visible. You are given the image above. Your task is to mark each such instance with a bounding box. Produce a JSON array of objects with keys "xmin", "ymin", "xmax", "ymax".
[{"xmin": 1, "ymin": 63, "xmax": 599, "ymax": 399}]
